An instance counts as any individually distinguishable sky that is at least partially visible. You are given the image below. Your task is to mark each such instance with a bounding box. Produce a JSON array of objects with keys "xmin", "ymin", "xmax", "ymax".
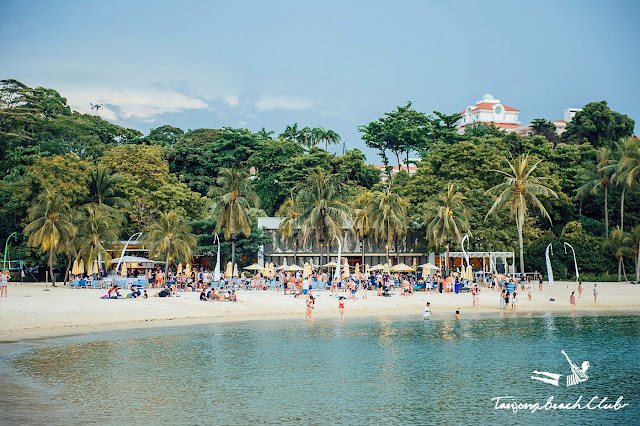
[{"xmin": 2, "ymin": 0, "xmax": 639, "ymax": 161}]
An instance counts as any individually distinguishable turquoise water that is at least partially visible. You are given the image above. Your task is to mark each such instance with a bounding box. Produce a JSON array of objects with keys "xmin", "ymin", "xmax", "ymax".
[{"xmin": 1, "ymin": 315, "xmax": 639, "ymax": 425}]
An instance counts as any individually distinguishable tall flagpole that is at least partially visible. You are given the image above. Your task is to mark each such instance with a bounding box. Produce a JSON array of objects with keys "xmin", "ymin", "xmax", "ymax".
[
  {"xmin": 213, "ymin": 233, "xmax": 221, "ymax": 282},
  {"xmin": 332, "ymin": 234, "xmax": 342, "ymax": 284}
]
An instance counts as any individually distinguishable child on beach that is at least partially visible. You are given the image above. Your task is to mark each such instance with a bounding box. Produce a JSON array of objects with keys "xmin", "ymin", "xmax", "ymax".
[
  {"xmin": 511, "ymin": 291, "xmax": 517, "ymax": 311},
  {"xmin": 528, "ymin": 281, "xmax": 533, "ymax": 300},
  {"xmin": 578, "ymin": 282, "xmax": 583, "ymax": 298},
  {"xmin": 593, "ymin": 283, "xmax": 598, "ymax": 303},
  {"xmin": 338, "ymin": 297, "xmax": 345, "ymax": 320},
  {"xmin": 1, "ymin": 270, "xmax": 9, "ymax": 297},
  {"xmin": 423, "ymin": 302, "xmax": 431, "ymax": 320},
  {"xmin": 455, "ymin": 309, "xmax": 460, "ymax": 320}
]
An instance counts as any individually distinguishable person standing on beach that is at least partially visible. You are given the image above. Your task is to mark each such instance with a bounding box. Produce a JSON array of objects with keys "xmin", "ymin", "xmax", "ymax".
[
  {"xmin": 499, "ymin": 289, "xmax": 505, "ymax": 310},
  {"xmin": 504, "ymin": 291, "xmax": 510, "ymax": 310},
  {"xmin": 570, "ymin": 291, "xmax": 576, "ymax": 309},
  {"xmin": 528, "ymin": 281, "xmax": 533, "ymax": 300},
  {"xmin": 338, "ymin": 297, "xmax": 345, "ymax": 320},
  {"xmin": 423, "ymin": 302, "xmax": 431, "ymax": 320},
  {"xmin": 578, "ymin": 282, "xmax": 583, "ymax": 298},
  {"xmin": 455, "ymin": 310, "xmax": 460, "ymax": 320},
  {"xmin": 511, "ymin": 291, "xmax": 517, "ymax": 311},
  {"xmin": 0, "ymin": 270, "xmax": 9, "ymax": 297},
  {"xmin": 539, "ymin": 275, "xmax": 543, "ymax": 291},
  {"xmin": 593, "ymin": 283, "xmax": 598, "ymax": 303}
]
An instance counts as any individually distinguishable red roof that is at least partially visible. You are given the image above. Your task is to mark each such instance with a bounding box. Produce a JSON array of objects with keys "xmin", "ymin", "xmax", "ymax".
[
  {"xmin": 553, "ymin": 120, "xmax": 567, "ymax": 124},
  {"xmin": 472, "ymin": 102, "xmax": 520, "ymax": 112}
]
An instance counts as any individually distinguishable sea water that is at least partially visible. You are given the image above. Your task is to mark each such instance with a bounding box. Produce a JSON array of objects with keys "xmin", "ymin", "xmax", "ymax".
[{"xmin": 1, "ymin": 314, "xmax": 638, "ymax": 425}]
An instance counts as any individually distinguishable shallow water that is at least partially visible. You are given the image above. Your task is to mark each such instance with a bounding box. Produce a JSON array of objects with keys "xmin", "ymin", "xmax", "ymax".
[{"xmin": 1, "ymin": 315, "xmax": 639, "ymax": 425}]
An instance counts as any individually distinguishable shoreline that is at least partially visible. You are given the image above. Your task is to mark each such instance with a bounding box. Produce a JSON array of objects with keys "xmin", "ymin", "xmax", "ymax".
[{"xmin": 1, "ymin": 281, "xmax": 639, "ymax": 342}]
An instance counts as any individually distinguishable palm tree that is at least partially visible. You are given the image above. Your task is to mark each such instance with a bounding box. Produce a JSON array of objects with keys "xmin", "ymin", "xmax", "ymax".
[
  {"xmin": 77, "ymin": 205, "xmax": 119, "ymax": 276},
  {"xmin": 323, "ymin": 129, "xmax": 341, "ymax": 151},
  {"xmin": 312, "ymin": 126, "xmax": 326, "ymax": 149},
  {"xmin": 144, "ymin": 210, "xmax": 196, "ymax": 276},
  {"xmin": 617, "ymin": 137, "xmax": 640, "ymax": 232},
  {"xmin": 351, "ymin": 189, "xmax": 374, "ymax": 265},
  {"xmin": 209, "ymin": 168, "xmax": 259, "ymax": 267},
  {"xmin": 299, "ymin": 126, "xmax": 313, "ymax": 148},
  {"xmin": 279, "ymin": 123, "xmax": 300, "ymax": 142},
  {"xmin": 627, "ymin": 225, "xmax": 640, "ymax": 283},
  {"xmin": 485, "ymin": 154, "xmax": 558, "ymax": 274},
  {"xmin": 256, "ymin": 127, "xmax": 274, "ymax": 140},
  {"xmin": 424, "ymin": 183, "xmax": 470, "ymax": 275},
  {"xmin": 576, "ymin": 147, "xmax": 614, "ymax": 237},
  {"xmin": 88, "ymin": 165, "xmax": 129, "ymax": 209},
  {"xmin": 24, "ymin": 188, "xmax": 77, "ymax": 286},
  {"xmin": 295, "ymin": 168, "xmax": 351, "ymax": 255},
  {"xmin": 370, "ymin": 188, "xmax": 410, "ymax": 264},
  {"xmin": 276, "ymin": 192, "xmax": 302, "ymax": 264},
  {"xmin": 606, "ymin": 228, "xmax": 631, "ymax": 281}
]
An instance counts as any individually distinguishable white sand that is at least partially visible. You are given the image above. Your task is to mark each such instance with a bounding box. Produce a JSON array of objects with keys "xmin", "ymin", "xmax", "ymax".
[{"xmin": 1, "ymin": 281, "xmax": 638, "ymax": 341}]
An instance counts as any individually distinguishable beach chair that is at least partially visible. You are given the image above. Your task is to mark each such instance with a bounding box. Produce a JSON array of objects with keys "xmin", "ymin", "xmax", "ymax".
[
  {"xmin": 317, "ymin": 280, "xmax": 326, "ymax": 290},
  {"xmin": 70, "ymin": 279, "xmax": 81, "ymax": 289}
]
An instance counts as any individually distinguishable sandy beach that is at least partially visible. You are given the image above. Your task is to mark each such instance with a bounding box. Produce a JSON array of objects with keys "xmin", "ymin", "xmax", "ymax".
[{"xmin": 1, "ymin": 281, "xmax": 638, "ymax": 341}]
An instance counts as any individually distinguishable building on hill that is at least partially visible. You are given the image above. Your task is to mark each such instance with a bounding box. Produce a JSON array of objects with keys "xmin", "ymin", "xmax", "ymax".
[{"xmin": 456, "ymin": 94, "xmax": 524, "ymax": 134}]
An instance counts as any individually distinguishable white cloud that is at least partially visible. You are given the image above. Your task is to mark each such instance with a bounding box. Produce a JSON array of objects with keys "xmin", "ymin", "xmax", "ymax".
[
  {"xmin": 65, "ymin": 86, "xmax": 209, "ymax": 122},
  {"xmin": 224, "ymin": 96, "xmax": 239, "ymax": 107},
  {"xmin": 255, "ymin": 96, "xmax": 313, "ymax": 111}
]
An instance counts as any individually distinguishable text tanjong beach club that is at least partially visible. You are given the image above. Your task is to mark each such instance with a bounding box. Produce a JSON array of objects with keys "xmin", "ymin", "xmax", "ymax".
[{"xmin": 491, "ymin": 395, "xmax": 629, "ymax": 414}]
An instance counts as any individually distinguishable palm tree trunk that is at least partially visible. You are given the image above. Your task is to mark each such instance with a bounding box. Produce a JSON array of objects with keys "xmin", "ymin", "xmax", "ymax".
[
  {"xmin": 622, "ymin": 257, "xmax": 627, "ymax": 281},
  {"xmin": 618, "ymin": 256, "xmax": 622, "ymax": 282},
  {"xmin": 517, "ymin": 217, "xmax": 525, "ymax": 274},
  {"xmin": 604, "ymin": 186, "xmax": 609, "ymax": 238},
  {"xmin": 64, "ymin": 258, "xmax": 72, "ymax": 285},
  {"xmin": 636, "ymin": 248, "xmax": 640, "ymax": 283},
  {"xmin": 165, "ymin": 250, "xmax": 170, "ymax": 283},
  {"xmin": 49, "ymin": 250, "xmax": 56, "ymax": 287},
  {"xmin": 395, "ymin": 153, "xmax": 401, "ymax": 172},
  {"xmin": 620, "ymin": 186, "xmax": 625, "ymax": 232},
  {"xmin": 231, "ymin": 238, "xmax": 236, "ymax": 268},
  {"xmin": 445, "ymin": 243, "xmax": 450, "ymax": 276},
  {"xmin": 406, "ymin": 151, "xmax": 410, "ymax": 173}
]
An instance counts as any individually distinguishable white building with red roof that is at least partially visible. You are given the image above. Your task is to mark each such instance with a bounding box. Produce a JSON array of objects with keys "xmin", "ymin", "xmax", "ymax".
[{"xmin": 457, "ymin": 94, "xmax": 523, "ymax": 133}]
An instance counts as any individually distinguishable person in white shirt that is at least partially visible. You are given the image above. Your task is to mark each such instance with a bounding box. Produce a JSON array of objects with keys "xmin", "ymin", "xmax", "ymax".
[
  {"xmin": 302, "ymin": 277, "xmax": 310, "ymax": 297},
  {"xmin": 423, "ymin": 302, "xmax": 431, "ymax": 320}
]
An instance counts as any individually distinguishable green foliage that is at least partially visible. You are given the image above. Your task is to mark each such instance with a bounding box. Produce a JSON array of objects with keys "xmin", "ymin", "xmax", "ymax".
[{"xmin": 563, "ymin": 101, "xmax": 635, "ymax": 148}]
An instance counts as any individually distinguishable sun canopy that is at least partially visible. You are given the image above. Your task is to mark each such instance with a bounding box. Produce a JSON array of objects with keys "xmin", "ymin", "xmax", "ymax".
[
  {"xmin": 391, "ymin": 263, "xmax": 414, "ymax": 273},
  {"xmin": 323, "ymin": 261, "xmax": 338, "ymax": 268},
  {"xmin": 418, "ymin": 263, "xmax": 440, "ymax": 270},
  {"xmin": 284, "ymin": 264, "xmax": 304, "ymax": 272},
  {"xmin": 111, "ymin": 256, "xmax": 159, "ymax": 264},
  {"xmin": 244, "ymin": 263, "xmax": 264, "ymax": 271}
]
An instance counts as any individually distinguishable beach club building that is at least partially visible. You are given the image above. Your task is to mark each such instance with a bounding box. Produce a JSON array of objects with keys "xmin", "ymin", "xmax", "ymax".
[{"xmin": 257, "ymin": 217, "xmax": 515, "ymax": 273}]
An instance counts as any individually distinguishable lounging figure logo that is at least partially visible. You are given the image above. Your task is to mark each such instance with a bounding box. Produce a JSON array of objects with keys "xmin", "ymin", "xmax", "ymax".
[{"xmin": 531, "ymin": 350, "xmax": 590, "ymax": 387}]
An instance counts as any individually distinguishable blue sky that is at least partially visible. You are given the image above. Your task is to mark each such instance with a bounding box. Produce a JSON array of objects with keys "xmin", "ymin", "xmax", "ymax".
[{"xmin": 2, "ymin": 0, "xmax": 639, "ymax": 161}]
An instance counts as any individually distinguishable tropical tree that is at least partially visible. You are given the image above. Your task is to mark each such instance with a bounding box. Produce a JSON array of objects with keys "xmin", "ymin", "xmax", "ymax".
[
  {"xmin": 627, "ymin": 225, "xmax": 640, "ymax": 283},
  {"xmin": 424, "ymin": 183, "xmax": 470, "ymax": 274},
  {"xmin": 209, "ymin": 168, "xmax": 259, "ymax": 267},
  {"xmin": 576, "ymin": 147, "xmax": 614, "ymax": 237},
  {"xmin": 485, "ymin": 154, "xmax": 558, "ymax": 274},
  {"xmin": 313, "ymin": 126, "xmax": 341, "ymax": 151},
  {"xmin": 24, "ymin": 188, "xmax": 77, "ymax": 286},
  {"xmin": 144, "ymin": 209, "xmax": 196, "ymax": 275},
  {"xmin": 370, "ymin": 188, "xmax": 410, "ymax": 263},
  {"xmin": 279, "ymin": 123, "xmax": 300, "ymax": 143},
  {"xmin": 294, "ymin": 168, "xmax": 351, "ymax": 254},
  {"xmin": 601, "ymin": 138, "xmax": 638, "ymax": 232},
  {"xmin": 77, "ymin": 205, "xmax": 119, "ymax": 276},
  {"xmin": 606, "ymin": 228, "xmax": 631, "ymax": 281},
  {"xmin": 256, "ymin": 127, "xmax": 274, "ymax": 141},
  {"xmin": 276, "ymin": 192, "xmax": 302, "ymax": 263},
  {"xmin": 299, "ymin": 126, "xmax": 313, "ymax": 148},
  {"xmin": 351, "ymin": 189, "xmax": 374, "ymax": 264}
]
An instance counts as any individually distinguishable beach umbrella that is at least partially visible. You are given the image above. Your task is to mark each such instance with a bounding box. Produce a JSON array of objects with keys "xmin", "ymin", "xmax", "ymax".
[
  {"xmin": 72, "ymin": 259, "xmax": 79, "ymax": 275},
  {"xmin": 365, "ymin": 264, "xmax": 370, "ymax": 275},
  {"xmin": 418, "ymin": 263, "xmax": 440, "ymax": 271},
  {"xmin": 302, "ymin": 262, "xmax": 310, "ymax": 278},
  {"xmin": 354, "ymin": 263, "xmax": 360, "ymax": 275},
  {"xmin": 185, "ymin": 263, "xmax": 191, "ymax": 277},
  {"xmin": 233, "ymin": 263, "xmax": 239, "ymax": 277},
  {"xmin": 177, "ymin": 263, "xmax": 183, "ymax": 274},
  {"xmin": 225, "ymin": 261, "xmax": 233, "ymax": 277},
  {"xmin": 78, "ymin": 260, "xmax": 85, "ymax": 275},
  {"xmin": 244, "ymin": 263, "xmax": 264, "ymax": 271},
  {"xmin": 422, "ymin": 266, "xmax": 427, "ymax": 278},
  {"xmin": 285, "ymin": 264, "xmax": 304, "ymax": 272},
  {"xmin": 342, "ymin": 259, "xmax": 350, "ymax": 278},
  {"xmin": 370, "ymin": 264, "xmax": 384, "ymax": 271},
  {"xmin": 310, "ymin": 259, "xmax": 315, "ymax": 271},
  {"xmin": 383, "ymin": 262, "xmax": 390, "ymax": 274},
  {"xmin": 391, "ymin": 263, "xmax": 414, "ymax": 273},
  {"xmin": 323, "ymin": 261, "xmax": 338, "ymax": 268},
  {"xmin": 276, "ymin": 258, "xmax": 288, "ymax": 270},
  {"xmin": 120, "ymin": 262, "xmax": 127, "ymax": 277},
  {"xmin": 91, "ymin": 259, "xmax": 99, "ymax": 276},
  {"xmin": 412, "ymin": 258, "xmax": 417, "ymax": 271}
]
